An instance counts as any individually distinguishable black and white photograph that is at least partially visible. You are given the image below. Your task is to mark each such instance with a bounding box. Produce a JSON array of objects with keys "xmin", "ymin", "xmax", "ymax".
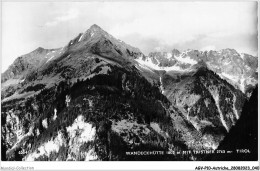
[{"xmin": 0, "ymin": 0, "xmax": 259, "ymax": 170}]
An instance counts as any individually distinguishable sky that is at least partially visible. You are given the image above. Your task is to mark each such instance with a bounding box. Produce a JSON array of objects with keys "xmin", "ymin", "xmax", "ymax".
[{"xmin": 1, "ymin": 1, "xmax": 258, "ymax": 72}]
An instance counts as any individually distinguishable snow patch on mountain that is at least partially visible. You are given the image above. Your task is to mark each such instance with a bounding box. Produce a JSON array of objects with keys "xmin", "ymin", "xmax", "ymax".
[
  {"xmin": 207, "ymin": 86, "xmax": 229, "ymax": 131},
  {"xmin": 53, "ymin": 108, "xmax": 57, "ymax": 121},
  {"xmin": 150, "ymin": 122, "xmax": 162, "ymax": 134},
  {"xmin": 239, "ymin": 76, "xmax": 246, "ymax": 93},
  {"xmin": 135, "ymin": 57, "xmax": 193, "ymax": 72},
  {"xmin": 78, "ymin": 34, "xmax": 83, "ymax": 42},
  {"xmin": 46, "ymin": 56, "xmax": 55, "ymax": 63},
  {"xmin": 159, "ymin": 76, "xmax": 164, "ymax": 94},
  {"xmin": 155, "ymin": 58, "xmax": 160, "ymax": 65},
  {"xmin": 135, "ymin": 64, "xmax": 155, "ymax": 73},
  {"xmin": 219, "ymin": 73, "xmax": 245, "ymax": 92},
  {"xmin": 42, "ymin": 118, "xmax": 48, "ymax": 129},
  {"xmin": 240, "ymin": 53, "xmax": 245, "ymax": 60},
  {"xmin": 232, "ymin": 93, "xmax": 239, "ymax": 120},
  {"xmin": 221, "ymin": 73, "xmax": 239, "ymax": 83},
  {"xmin": 174, "ymin": 53, "xmax": 197, "ymax": 65},
  {"xmin": 166, "ymin": 53, "xmax": 172, "ymax": 59},
  {"xmin": 135, "ymin": 57, "xmax": 161, "ymax": 70},
  {"xmin": 219, "ymin": 72, "xmax": 257, "ymax": 93},
  {"xmin": 164, "ymin": 65, "xmax": 192, "ymax": 72}
]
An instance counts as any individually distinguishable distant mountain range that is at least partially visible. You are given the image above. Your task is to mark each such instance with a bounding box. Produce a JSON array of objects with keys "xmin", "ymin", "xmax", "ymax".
[{"xmin": 1, "ymin": 24, "xmax": 258, "ymax": 161}]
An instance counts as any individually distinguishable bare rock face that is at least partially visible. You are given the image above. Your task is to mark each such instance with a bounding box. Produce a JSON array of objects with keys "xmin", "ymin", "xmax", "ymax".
[
  {"xmin": 138, "ymin": 48, "xmax": 257, "ymax": 94},
  {"xmin": 171, "ymin": 49, "xmax": 180, "ymax": 56}
]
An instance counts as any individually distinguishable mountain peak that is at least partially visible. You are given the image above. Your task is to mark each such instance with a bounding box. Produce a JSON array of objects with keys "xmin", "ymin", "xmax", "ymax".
[
  {"xmin": 171, "ymin": 49, "xmax": 180, "ymax": 56},
  {"xmin": 81, "ymin": 24, "xmax": 108, "ymax": 39},
  {"xmin": 35, "ymin": 47, "xmax": 44, "ymax": 51},
  {"xmin": 220, "ymin": 48, "xmax": 238, "ymax": 54},
  {"xmin": 89, "ymin": 24, "xmax": 104, "ymax": 32}
]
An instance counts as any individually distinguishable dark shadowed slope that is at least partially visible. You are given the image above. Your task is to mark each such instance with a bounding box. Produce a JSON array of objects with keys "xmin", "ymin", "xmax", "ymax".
[{"xmin": 206, "ymin": 85, "xmax": 258, "ymax": 161}]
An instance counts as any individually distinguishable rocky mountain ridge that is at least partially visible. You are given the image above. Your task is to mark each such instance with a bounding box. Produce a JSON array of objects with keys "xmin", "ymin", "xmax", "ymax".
[
  {"xmin": 1, "ymin": 24, "xmax": 257, "ymax": 161},
  {"xmin": 135, "ymin": 48, "xmax": 257, "ymax": 95}
]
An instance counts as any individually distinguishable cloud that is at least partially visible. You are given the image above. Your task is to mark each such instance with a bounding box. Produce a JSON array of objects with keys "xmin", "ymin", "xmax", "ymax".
[
  {"xmin": 1, "ymin": 1, "xmax": 257, "ymax": 72},
  {"xmin": 200, "ymin": 45, "xmax": 216, "ymax": 51},
  {"xmin": 106, "ymin": 2, "xmax": 257, "ymax": 54},
  {"xmin": 45, "ymin": 8, "xmax": 79, "ymax": 27}
]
